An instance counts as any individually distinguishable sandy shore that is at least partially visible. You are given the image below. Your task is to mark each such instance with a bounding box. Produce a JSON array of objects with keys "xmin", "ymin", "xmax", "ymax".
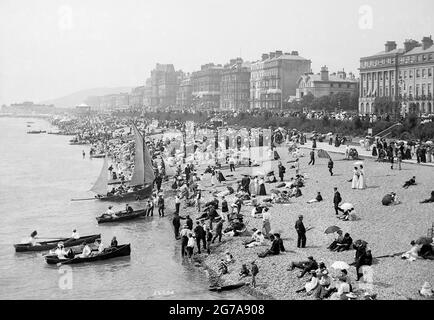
[{"xmin": 167, "ymin": 146, "xmax": 434, "ymax": 300}]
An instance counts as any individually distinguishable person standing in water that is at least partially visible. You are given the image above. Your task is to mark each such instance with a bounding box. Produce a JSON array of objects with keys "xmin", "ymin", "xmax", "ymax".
[{"xmin": 82, "ymin": 150, "xmax": 85, "ymax": 159}]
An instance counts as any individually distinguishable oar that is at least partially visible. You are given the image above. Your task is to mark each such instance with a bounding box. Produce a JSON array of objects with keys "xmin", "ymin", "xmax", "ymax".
[{"xmin": 71, "ymin": 197, "xmax": 97, "ymax": 201}]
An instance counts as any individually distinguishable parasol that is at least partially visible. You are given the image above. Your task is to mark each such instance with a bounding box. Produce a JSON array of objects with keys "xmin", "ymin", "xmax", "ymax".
[
  {"xmin": 324, "ymin": 226, "xmax": 341, "ymax": 234},
  {"xmin": 330, "ymin": 261, "xmax": 350, "ymax": 270},
  {"xmin": 340, "ymin": 203, "xmax": 354, "ymax": 211}
]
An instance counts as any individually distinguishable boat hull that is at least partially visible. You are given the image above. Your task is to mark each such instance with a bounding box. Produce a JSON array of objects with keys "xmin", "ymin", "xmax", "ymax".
[
  {"xmin": 96, "ymin": 209, "xmax": 147, "ymax": 223},
  {"xmin": 209, "ymin": 282, "xmax": 246, "ymax": 292},
  {"xmin": 45, "ymin": 244, "xmax": 131, "ymax": 265},
  {"xmin": 14, "ymin": 234, "xmax": 101, "ymax": 252},
  {"xmin": 96, "ymin": 184, "xmax": 153, "ymax": 202}
]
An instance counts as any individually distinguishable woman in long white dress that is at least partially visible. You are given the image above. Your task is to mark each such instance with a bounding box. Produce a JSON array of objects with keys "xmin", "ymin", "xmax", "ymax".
[
  {"xmin": 358, "ymin": 165, "xmax": 367, "ymax": 189},
  {"xmin": 351, "ymin": 167, "xmax": 359, "ymax": 189}
]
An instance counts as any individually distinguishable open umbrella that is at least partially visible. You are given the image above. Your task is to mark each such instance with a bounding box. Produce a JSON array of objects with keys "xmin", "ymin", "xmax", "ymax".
[
  {"xmin": 324, "ymin": 226, "xmax": 341, "ymax": 234},
  {"xmin": 340, "ymin": 203, "xmax": 354, "ymax": 211},
  {"xmin": 415, "ymin": 236, "xmax": 433, "ymax": 245},
  {"xmin": 331, "ymin": 261, "xmax": 350, "ymax": 270}
]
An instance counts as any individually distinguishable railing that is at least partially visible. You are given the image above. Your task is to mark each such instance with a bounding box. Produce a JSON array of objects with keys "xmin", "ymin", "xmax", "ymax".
[{"xmin": 373, "ymin": 122, "xmax": 402, "ymax": 139}]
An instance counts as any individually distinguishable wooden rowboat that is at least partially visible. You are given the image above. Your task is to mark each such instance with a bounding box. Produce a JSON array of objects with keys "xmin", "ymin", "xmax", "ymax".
[
  {"xmin": 96, "ymin": 209, "xmax": 147, "ymax": 224},
  {"xmin": 209, "ymin": 282, "xmax": 247, "ymax": 292},
  {"xmin": 14, "ymin": 234, "xmax": 101, "ymax": 252},
  {"xmin": 45, "ymin": 244, "xmax": 131, "ymax": 265}
]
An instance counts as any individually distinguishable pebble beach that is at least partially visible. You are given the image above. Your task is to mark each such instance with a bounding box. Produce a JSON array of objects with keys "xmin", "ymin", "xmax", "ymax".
[{"xmin": 177, "ymin": 146, "xmax": 434, "ymax": 300}]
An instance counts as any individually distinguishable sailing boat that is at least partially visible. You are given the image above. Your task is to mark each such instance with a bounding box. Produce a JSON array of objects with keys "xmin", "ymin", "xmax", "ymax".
[{"xmin": 91, "ymin": 123, "xmax": 155, "ymax": 202}]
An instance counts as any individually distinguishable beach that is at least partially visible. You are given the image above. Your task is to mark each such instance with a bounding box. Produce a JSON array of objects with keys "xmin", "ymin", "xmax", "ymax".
[{"xmin": 184, "ymin": 146, "xmax": 434, "ymax": 300}]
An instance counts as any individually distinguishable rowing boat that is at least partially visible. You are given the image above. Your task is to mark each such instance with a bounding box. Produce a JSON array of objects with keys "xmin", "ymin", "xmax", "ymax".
[
  {"xmin": 209, "ymin": 282, "xmax": 246, "ymax": 292},
  {"xmin": 45, "ymin": 244, "xmax": 131, "ymax": 264},
  {"xmin": 14, "ymin": 234, "xmax": 101, "ymax": 252},
  {"xmin": 96, "ymin": 209, "xmax": 147, "ymax": 223}
]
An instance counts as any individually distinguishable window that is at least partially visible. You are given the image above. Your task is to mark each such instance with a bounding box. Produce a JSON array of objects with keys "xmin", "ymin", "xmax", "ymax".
[
  {"xmin": 429, "ymin": 68, "xmax": 433, "ymax": 77},
  {"xmin": 422, "ymin": 69, "xmax": 426, "ymax": 78},
  {"xmin": 391, "ymin": 58, "xmax": 395, "ymax": 64},
  {"xmin": 404, "ymin": 71, "xmax": 407, "ymax": 79},
  {"xmin": 385, "ymin": 87, "xmax": 389, "ymax": 96},
  {"xmin": 428, "ymin": 84, "xmax": 432, "ymax": 95},
  {"xmin": 429, "ymin": 54, "xmax": 433, "ymax": 60},
  {"xmin": 416, "ymin": 69, "xmax": 420, "ymax": 78},
  {"xmin": 373, "ymin": 73, "xmax": 377, "ymax": 81},
  {"xmin": 379, "ymin": 73, "xmax": 383, "ymax": 81},
  {"xmin": 379, "ymin": 87, "xmax": 383, "ymax": 96},
  {"xmin": 422, "ymin": 84, "xmax": 426, "ymax": 96},
  {"xmin": 409, "ymin": 70, "xmax": 413, "ymax": 78},
  {"xmin": 409, "ymin": 85, "xmax": 413, "ymax": 95},
  {"xmin": 423, "ymin": 55, "xmax": 427, "ymax": 61},
  {"xmin": 416, "ymin": 84, "xmax": 420, "ymax": 97}
]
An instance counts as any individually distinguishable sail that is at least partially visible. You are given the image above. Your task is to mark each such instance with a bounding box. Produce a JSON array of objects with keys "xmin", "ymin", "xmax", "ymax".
[
  {"xmin": 130, "ymin": 124, "xmax": 145, "ymax": 186},
  {"xmin": 90, "ymin": 156, "xmax": 109, "ymax": 195},
  {"xmin": 130, "ymin": 124, "xmax": 155, "ymax": 186}
]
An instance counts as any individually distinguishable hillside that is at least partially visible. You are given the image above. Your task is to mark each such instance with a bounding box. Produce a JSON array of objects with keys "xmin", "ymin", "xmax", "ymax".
[{"xmin": 39, "ymin": 87, "xmax": 133, "ymax": 108}]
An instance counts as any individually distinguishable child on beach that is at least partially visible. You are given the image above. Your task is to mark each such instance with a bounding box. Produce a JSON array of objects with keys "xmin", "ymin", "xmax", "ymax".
[{"xmin": 251, "ymin": 261, "xmax": 259, "ymax": 288}]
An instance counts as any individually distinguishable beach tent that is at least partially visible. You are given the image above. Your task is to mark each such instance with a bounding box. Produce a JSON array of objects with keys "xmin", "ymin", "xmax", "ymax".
[{"xmin": 317, "ymin": 149, "xmax": 331, "ymax": 158}]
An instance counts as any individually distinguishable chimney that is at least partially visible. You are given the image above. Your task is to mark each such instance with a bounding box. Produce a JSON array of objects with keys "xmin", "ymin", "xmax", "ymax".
[
  {"xmin": 275, "ymin": 50, "xmax": 283, "ymax": 57},
  {"xmin": 384, "ymin": 41, "xmax": 397, "ymax": 52},
  {"xmin": 422, "ymin": 36, "xmax": 433, "ymax": 50},
  {"xmin": 262, "ymin": 53, "xmax": 269, "ymax": 61},
  {"xmin": 320, "ymin": 66, "xmax": 329, "ymax": 81},
  {"xmin": 291, "ymin": 51, "xmax": 299, "ymax": 56},
  {"xmin": 337, "ymin": 69, "xmax": 346, "ymax": 79},
  {"xmin": 269, "ymin": 52, "xmax": 276, "ymax": 59},
  {"xmin": 404, "ymin": 39, "xmax": 420, "ymax": 52}
]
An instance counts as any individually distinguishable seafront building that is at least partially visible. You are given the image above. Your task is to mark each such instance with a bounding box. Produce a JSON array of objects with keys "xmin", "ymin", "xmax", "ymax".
[
  {"xmin": 191, "ymin": 63, "xmax": 224, "ymax": 110},
  {"xmin": 220, "ymin": 58, "xmax": 251, "ymax": 111},
  {"xmin": 295, "ymin": 67, "xmax": 358, "ymax": 100},
  {"xmin": 359, "ymin": 36, "xmax": 434, "ymax": 116},
  {"xmin": 250, "ymin": 50, "xmax": 311, "ymax": 109}
]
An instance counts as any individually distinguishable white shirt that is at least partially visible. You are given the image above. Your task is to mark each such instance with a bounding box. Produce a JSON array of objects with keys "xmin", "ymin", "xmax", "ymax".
[
  {"xmin": 106, "ymin": 208, "xmax": 114, "ymax": 215},
  {"xmin": 262, "ymin": 210, "xmax": 271, "ymax": 221},
  {"xmin": 55, "ymin": 247, "xmax": 67, "ymax": 259},
  {"xmin": 98, "ymin": 243, "xmax": 105, "ymax": 253},
  {"xmin": 71, "ymin": 231, "xmax": 80, "ymax": 239},
  {"xmin": 187, "ymin": 237, "xmax": 195, "ymax": 247},
  {"xmin": 81, "ymin": 245, "xmax": 92, "ymax": 257}
]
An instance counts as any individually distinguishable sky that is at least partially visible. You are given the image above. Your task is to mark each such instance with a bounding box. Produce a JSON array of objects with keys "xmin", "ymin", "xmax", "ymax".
[{"xmin": 0, "ymin": 0, "xmax": 433, "ymax": 105}]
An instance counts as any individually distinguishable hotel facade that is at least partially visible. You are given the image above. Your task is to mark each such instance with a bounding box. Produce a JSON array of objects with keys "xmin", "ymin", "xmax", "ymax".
[{"xmin": 359, "ymin": 36, "xmax": 434, "ymax": 116}]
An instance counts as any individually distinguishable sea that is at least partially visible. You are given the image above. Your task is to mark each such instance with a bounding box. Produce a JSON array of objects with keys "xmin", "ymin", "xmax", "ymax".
[{"xmin": 0, "ymin": 117, "xmax": 253, "ymax": 300}]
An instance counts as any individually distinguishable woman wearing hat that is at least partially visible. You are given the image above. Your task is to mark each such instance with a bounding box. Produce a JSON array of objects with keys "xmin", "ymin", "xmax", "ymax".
[{"xmin": 54, "ymin": 242, "xmax": 68, "ymax": 259}]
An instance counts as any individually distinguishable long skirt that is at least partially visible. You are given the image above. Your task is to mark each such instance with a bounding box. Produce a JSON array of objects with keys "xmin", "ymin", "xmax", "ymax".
[
  {"xmin": 262, "ymin": 220, "xmax": 271, "ymax": 236},
  {"xmin": 259, "ymin": 184, "xmax": 266, "ymax": 195}
]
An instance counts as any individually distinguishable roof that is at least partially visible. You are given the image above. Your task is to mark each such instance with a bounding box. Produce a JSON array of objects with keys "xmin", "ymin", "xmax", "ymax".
[
  {"xmin": 361, "ymin": 48, "xmax": 405, "ymax": 59},
  {"xmin": 403, "ymin": 45, "xmax": 434, "ymax": 55},
  {"xmin": 251, "ymin": 53, "xmax": 310, "ymax": 65},
  {"xmin": 302, "ymin": 74, "xmax": 358, "ymax": 84}
]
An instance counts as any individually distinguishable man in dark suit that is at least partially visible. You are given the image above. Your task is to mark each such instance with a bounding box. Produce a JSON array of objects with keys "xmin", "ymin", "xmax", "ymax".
[
  {"xmin": 295, "ymin": 215, "xmax": 306, "ymax": 248},
  {"xmin": 194, "ymin": 221, "xmax": 206, "ymax": 254},
  {"xmin": 333, "ymin": 187, "xmax": 344, "ymax": 215},
  {"xmin": 308, "ymin": 149, "xmax": 315, "ymax": 165},
  {"xmin": 241, "ymin": 175, "xmax": 251, "ymax": 195}
]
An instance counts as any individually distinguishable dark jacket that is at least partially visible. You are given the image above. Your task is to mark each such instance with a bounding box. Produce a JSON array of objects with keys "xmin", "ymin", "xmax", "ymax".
[
  {"xmin": 172, "ymin": 215, "xmax": 181, "ymax": 227},
  {"xmin": 251, "ymin": 264, "xmax": 259, "ymax": 276},
  {"xmin": 278, "ymin": 165, "xmax": 286, "ymax": 177},
  {"xmin": 194, "ymin": 225, "xmax": 205, "ymax": 238},
  {"xmin": 269, "ymin": 239, "xmax": 280, "ymax": 255},
  {"xmin": 186, "ymin": 218, "xmax": 193, "ymax": 230},
  {"xmin": 206, "ymin": 230, "xmax": 213, "ymax": 242},
  {"xmin": 277, "ymin": 238, "xmax": 285, "ymax": 252},
  {"xmin": 333, "ymin": 191, "xmax": 342, "ymax": 204},
  {"xmin": 215, "ymin": 221, "xmax": 223, "ymax": 234},
  {"xmin": 295, "ymin": 220, "xmax": 306, "ymax": 234},
  {"xmin": 221, "ymin": 200, "xmax": 228, "ymax": 212},
  {"xmin": 303, "ymin": 259, "xmax": 318, "ymax": 272}
]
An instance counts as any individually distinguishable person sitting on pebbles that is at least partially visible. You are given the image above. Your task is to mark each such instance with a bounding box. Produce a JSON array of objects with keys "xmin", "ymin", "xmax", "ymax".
[
  {"xmin": 403, "ymin": 176, "xmax": 416, "ymax": 189},
  {"xmin": 238, "ymin": 264, "xmax": 250, "ymax": 279},
  {"xmin": 287, "ymin": 256, "xmax": 318, "ymax": 278},
  {"xmin": 382, "ymin": 192, "xmax": 400, "ymax": 206},
  {"xmin": 295, "ymin": 271, "xmax": 319, "ymax": 295},
  {"xmin": 401, "ymin": 240, "xmax": 422, "ymax": 261},
  {"xmin": 218, "ymin": 259, "xmax": 228, "ymax": 275},
  {"xmin": 307, "ymin": 192, "xmax": 323, "ymax": 204},
  {"xmin": 257, "ymin": 234, "xmax": 280, "ymax": 258},
  {"xmin": 244, "ymin": 229, "xmax": 265, "ymax": 248},
  {"xmin": 225, "ymin": 251, "xmax": 234, "ymax": 263}
]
